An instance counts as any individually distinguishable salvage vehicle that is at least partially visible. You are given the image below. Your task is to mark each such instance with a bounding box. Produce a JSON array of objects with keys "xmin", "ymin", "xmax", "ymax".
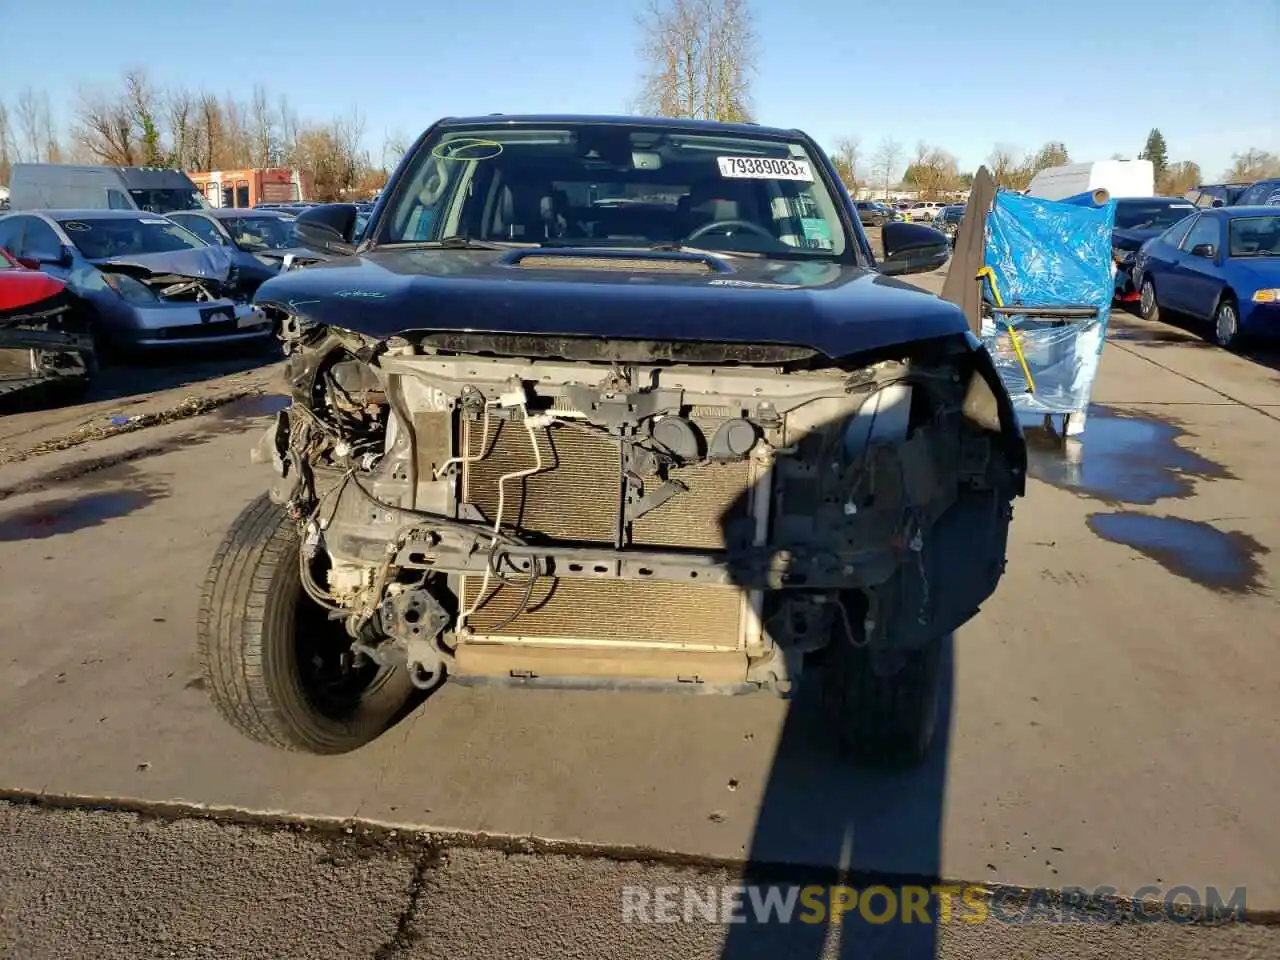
[
  {"xmin": 1133, "ymin": 206, "xmax": 1280, "ymax": 349},
  {"xmin": 1109, "ymin": 196, "xmax": 1197, "ymax": 301},
  {"xmin": 0, "ymin": 247, "xmax": 94, "ymax": 400},
  {"xmin": 196, "ymin": 114, "xmax": 1027, "ymax": 767},
  {"xmin": 0, "ymin": 210, "xmax": 272, "ymax": 352},
  {"xmin": 166, "ymin": 208, "xmax": 323, "ymax": 298}
]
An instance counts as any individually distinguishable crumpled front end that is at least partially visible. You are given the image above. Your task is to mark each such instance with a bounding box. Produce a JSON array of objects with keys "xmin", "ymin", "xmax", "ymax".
[{"xmin": 256, "ymin": 319, "xmax": 1025, "ymax": 693}]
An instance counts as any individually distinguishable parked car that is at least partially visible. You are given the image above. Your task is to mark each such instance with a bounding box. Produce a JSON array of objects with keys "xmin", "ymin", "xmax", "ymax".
[
  {"xmin": 853, "ymin": 200, "xmax": 898, "ymax": 227},
  {"xmin": 1235, "ymin": 178, "xmax": 1280, "ymax": 207},
  {"xmin": 193, "ymin": 112, "xmax": 1025, "ymax": 770},
  {"xmin": 0, "ymin": 246, "xmax": 94, "ymax": 396},
  {"xmin": 165, "ymin": 208, "xmax": 323, "ymax": 298},
  {"xmin": 1110, "ymin": 196, "xmax": 1198, "ymax": 300},
  {"xmin": 1186, "ymin": 183, "xmax": 1252, "ymax": 208},
  {"xmin": 932, "ymin": 204, "xmax": 965, "ymax": 244},
  {"xmin": 905, "ymin": 201, "xmax": 942, "ymax": 221},
  {"xmin": 1132, "ymin": 206, "xmax": 1280, "ymax": 349},
  {"xmin": 0, "ymin": 210, "xmax": 271, "ymax": 353}
]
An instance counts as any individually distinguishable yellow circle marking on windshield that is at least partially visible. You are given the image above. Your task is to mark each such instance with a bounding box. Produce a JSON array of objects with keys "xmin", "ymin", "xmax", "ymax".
[{"xmin": 431, "ymin": 138, "xmax": 504, "ymax": 161}]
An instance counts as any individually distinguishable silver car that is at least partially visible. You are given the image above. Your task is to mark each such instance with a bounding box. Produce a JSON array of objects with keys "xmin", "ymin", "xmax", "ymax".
[{"xmin": 0, "ymin": 209, "xmax": 271, "ymax": 350}]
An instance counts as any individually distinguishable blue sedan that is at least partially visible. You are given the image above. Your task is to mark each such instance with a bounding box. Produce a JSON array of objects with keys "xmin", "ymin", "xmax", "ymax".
[{"xmin": 1132, "ymin": 206, "xmax": 1280, "ymax": 349}]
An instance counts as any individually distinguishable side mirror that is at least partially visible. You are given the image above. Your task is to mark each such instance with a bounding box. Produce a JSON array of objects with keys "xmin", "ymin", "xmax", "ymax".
[
  {"xmin": 1211, "ymin": 199, "xmax": 1225, "ymax": 208},
  {"xmin": 879, "ymin": 221, "xmax": 951, "ymax": 277},
  {"xmin": 29, "ymin": 245, "xmax": 73, "ymax": 269},
  {"xmin": 294, "ymin": 204, "xmax": 359, "ymax": 256},
  {"xmin": 1190, "ymin": 243, "xmax": 1216, "ymax": 259}
]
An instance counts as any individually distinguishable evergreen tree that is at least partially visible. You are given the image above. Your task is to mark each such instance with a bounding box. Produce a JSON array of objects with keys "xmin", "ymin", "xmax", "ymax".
[{"xmin": 1139, "ymin": 129, "xmax": 1169, "ymax": 180}]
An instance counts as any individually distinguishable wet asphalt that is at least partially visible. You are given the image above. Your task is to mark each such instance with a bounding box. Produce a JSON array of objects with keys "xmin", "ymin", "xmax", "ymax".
[{"xmin": 1, "ymin": 270, "xmax": 1278, "ymax": 958}]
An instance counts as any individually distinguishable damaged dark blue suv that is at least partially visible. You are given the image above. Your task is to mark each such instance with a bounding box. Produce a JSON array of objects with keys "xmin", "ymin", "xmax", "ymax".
[{"xmin": 195, "ymin": 115, "xmax": 1027, "ymax": 767}]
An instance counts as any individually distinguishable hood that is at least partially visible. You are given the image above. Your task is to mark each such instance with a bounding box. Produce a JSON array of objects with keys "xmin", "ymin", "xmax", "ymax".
[
  {"xmin": 1112, "ymin": 226, "xmax": 1164, "ymax": 250},
  {"xmin": 254, "ymin": 247, "xmax": 968, "ymax": 360},
  {"xmin": 92, "ymin": 246, "xmax": 233, "ymax": 282}
]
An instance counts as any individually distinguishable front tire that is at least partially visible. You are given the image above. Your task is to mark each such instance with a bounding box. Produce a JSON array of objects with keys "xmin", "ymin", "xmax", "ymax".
[
  {"xmin": 1213, "ymin": 297, "xmax": 1241, "ymax": 350},
  {"xmin": 821, "ymin": 634, "xmax": 944, "ymax": 768},
  {"xmin": 196, "ymin": 493, "xmax": 413, "ymax": 754}
]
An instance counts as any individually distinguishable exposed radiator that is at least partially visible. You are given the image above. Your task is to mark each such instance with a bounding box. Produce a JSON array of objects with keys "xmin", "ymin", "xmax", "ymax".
[
  {"xmin": 457, "ymin": 410, "xmax": 756, "ymax": 648},
  {"xmin": 459, "ymin": 413, "xmax": 752, "ymax": 549},
  {"xmin": 459, "ymin": 576, "xmax": 746, "ymax": 651}
]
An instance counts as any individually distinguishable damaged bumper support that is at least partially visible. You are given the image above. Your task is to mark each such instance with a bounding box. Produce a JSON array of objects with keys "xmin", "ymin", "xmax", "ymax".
[{"xmin": 257, "ymin": 329, "xmax": 1022, "ymax": 696}]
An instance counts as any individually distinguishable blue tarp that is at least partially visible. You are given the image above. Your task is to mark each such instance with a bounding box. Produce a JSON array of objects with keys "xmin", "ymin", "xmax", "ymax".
[{"xmin": 979, "ymin": 191, "xmax": 1117, "ymax": 417}]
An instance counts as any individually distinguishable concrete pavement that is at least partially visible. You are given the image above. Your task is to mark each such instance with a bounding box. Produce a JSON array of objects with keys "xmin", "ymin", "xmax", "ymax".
[{"xmin": 1, "ymin": 284, "xmax": 1278, "ymax": 957}]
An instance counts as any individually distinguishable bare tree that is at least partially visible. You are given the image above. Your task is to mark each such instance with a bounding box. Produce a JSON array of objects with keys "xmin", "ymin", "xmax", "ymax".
[
  {"xmin": 126, "ymin": 71, "xmax": 163, "ymax": 165},
  {"xmin": 1161, "ymin": 160, "xmax": 1201, "ymax": 197},
  {"xmin": 903, "ymin": 141, "xmax": 960, "ymax": 200},
  {"xmin": 276, "ymin": 95, "xmax": 300, "ymax": 165},
  {"xmin": 830, "ymin": 136, "xmax": 861, "ymax": 192},
  {"xmin": 635, "ymin": 0, "xmax": 757, "ymax": 121},
  {"xmin": 72, "ymin": 84, "xmax": 138, "ymax": 166},
  {"xmin": 249, "ymin": 85, "xmax": 276, "ymax": 168},
  {"xmin": 166, "ymin": 87, "xmax": 197, "ymax": 169},
  {"xmin": 0, "ymin": 102, "xmax": 12, "ymax": 184},
  {"xmin": 986, "ymin": 143, "xmax": 1026, "ymax": 189},
  {"xmin": 871, "ymin": 137, "xmax": 903, "ymax": 198},
  {"xmin": 1223, "ymin": 148, "xmax": 1280, "ymax": 182},
  {"xmin": 13, "ymin": 88, "xmax": 61, "ymax": 162},
  {"xmin": 382, "ymin": 129, "xmax": 411, "ymax": 171}
]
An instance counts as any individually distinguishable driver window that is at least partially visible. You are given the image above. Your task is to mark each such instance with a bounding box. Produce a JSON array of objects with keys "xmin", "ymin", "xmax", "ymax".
[{"xmin": 23, "ymin": 219, "xmax": 62, "ymax": 259}]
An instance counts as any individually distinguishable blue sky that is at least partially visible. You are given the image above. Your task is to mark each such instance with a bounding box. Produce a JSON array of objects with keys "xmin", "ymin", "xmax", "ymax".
[{"xmin": 3, "ymin": 0, "xmax": 1277, "ymax": 180}]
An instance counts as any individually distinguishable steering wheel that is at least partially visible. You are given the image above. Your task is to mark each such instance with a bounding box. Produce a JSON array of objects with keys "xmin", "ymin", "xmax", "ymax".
[{"xmin": 683, "ymin": 219, "xmax": 776, "ymax": 243}]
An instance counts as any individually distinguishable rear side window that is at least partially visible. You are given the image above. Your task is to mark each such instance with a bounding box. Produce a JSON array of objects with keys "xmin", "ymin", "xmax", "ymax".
[{"xmin": 1164, "ymin": 216, "xmax": 1197, "ymax": 248}]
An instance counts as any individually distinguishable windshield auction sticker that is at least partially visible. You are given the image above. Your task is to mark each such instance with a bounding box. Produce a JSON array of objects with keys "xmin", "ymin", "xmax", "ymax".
[{"xmin": 717, "ymin": 156, "xmax": 814, "ymax": 181}]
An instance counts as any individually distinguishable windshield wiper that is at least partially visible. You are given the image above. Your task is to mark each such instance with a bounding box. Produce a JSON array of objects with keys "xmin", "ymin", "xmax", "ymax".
[
  {"xmin": 385, "ymin": 236, "xmax": 514, "ymax": 251},
  {"xmin": 436, "ymin": 235, "xmax": 510, "ymax": 250}
]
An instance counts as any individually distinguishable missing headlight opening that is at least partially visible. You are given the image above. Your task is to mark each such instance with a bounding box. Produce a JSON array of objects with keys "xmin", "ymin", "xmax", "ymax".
[{"xmin": 261, "ymin": 325, "xmax": 1021, "ymax": 702}]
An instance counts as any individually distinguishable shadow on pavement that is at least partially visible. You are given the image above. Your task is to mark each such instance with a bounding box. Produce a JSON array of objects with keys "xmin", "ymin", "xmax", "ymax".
[
  {"xmin": 718, "ymin": 649, "xmax": 952, "ymax": 959},
  {"xmin": 708, "ymin": 429, "xmax": 963, "ymax": 959},
  {"xmin": 1109, "ymin": 305, "xmax": 1280, "ymax": 373},
  {"xmin": 0, "ymin": 339, "xmax": 279, "ymax": 416}
]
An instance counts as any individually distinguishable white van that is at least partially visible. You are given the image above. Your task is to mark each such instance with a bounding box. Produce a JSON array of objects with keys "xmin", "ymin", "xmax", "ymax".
[
  {"xmin": 8, "ymin": 164, "xmax": 209, "ymax": 214},
  {"xmin": 1026, "ymin": 160, "xmax": 1155, "ymax": 201}
]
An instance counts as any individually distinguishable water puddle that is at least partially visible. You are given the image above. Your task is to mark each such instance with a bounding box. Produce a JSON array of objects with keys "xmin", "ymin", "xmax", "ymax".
[
  {"xmin": 1022, "ymin": 405, "xmax": 1230, "ymax": 505},
  {"xmin": 215, "ymin": 393, "xmax": 292, "ymax": 420},
  {"xmin": 1087, "ymin": 512, "xmax": 1270, "ymax": 595},
  {"xmin": 0, "ymin": 490, "xmax": 159, "ymax": 541}
]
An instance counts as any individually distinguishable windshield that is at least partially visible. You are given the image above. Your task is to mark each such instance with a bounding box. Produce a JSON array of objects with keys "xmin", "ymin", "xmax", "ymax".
[
  {"xmin": 223, "ymin": 216, "xmax": 296, "ymax": 251},
  {"xmin": 1228, "ymin": 216, "xmax": 1280, "ymax": 258},
  {"xmin": 128, "ymin": 188, "xmax": 208, "ymax": 214},
  {"xmin": 381, "ymin": 122, "xmax": 850, "ymax": 259},
  {"xmin": 58, "ymin": 216, "xmax": 207, "ymax": 259},
  {"xmin": 1115, "ymin": 200, "xmax": 1197, "ymax": 231}
]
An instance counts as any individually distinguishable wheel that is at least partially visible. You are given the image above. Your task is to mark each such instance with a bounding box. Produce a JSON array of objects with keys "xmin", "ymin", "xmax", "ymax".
[
  {"xmin": 821, "ymin": 632, "xmax": 944, "ymax": 768},
  {"xmin": 1138, "ymin": 277, "xmax": 1160, "ymax": 322},
  {"xmin": 196, "ymin": 493, "xmax": 414, "ymax": 753},
  {"xmin": 1213, "ymin": 297, "xmax": 1241, "ymax": 350}
]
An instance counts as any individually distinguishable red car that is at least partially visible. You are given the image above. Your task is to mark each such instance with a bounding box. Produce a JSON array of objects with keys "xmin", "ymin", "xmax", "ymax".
[{"xmin": 0, "ymin": 247, "xmax": 95, "ymax": 398}]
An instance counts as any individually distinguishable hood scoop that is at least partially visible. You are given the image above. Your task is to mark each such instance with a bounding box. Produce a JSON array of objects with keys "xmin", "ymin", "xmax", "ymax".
[{"xmin": 508, "ymin": 249, "xmax": 726, "ymax": 275}]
